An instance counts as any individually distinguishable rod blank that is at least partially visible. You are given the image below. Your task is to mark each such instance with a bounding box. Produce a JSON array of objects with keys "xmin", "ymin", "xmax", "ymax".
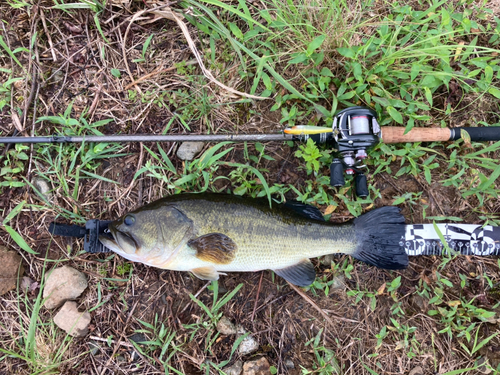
[{"xmin": 0, "ymin": 133, "xmax": 294, "ymax": 144}]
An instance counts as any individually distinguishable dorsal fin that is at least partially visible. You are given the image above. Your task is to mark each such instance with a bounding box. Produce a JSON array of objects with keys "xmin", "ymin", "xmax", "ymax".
[{"xmin": 284, "ymin": 201, "xmax": 325, "ymax": 222}]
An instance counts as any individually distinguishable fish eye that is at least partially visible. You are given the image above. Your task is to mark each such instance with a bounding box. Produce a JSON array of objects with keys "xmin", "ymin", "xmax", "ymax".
[{"xmin": 124, "ymin": 215, "xmax": 135, "ymax": 226}]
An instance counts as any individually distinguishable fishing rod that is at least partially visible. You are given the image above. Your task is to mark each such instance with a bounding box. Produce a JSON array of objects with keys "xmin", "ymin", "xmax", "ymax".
[{"xmin": 3, "ymin": 107, "xmax": 500, "ymax": 197}]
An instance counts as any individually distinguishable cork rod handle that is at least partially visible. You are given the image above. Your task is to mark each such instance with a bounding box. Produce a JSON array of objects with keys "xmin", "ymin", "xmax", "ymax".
[{"xmin": 381, "ymin": 127, "xmax": 451, "ymax": 144}]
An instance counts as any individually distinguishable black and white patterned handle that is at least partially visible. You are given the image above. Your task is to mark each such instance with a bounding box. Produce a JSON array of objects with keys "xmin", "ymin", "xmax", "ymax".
[{"xmin": 402, "ymin": 224, "xmax": 500, "ymax": 256}]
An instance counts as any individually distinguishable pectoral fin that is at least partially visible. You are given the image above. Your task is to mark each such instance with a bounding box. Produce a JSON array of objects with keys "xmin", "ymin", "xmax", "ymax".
[
  {"xmin": 273, "ymin": 259, "xmax": 316, "ymax": 287},
  {"xmin": 191, "ymin": 266, "xmax": 223, "ymax": 281},
  {"xmin": 188, "ymin": 233, "xmax": 236, "ymax": 265}
]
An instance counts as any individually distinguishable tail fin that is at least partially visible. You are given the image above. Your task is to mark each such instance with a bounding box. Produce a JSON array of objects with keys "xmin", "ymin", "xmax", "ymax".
[{"xmin": 352, "ymin": 206, "xmax": 408, "ymax": 270}]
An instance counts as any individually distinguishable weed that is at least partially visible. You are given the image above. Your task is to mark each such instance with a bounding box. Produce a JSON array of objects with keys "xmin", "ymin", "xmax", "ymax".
[
  {"xmin": 52, "ymin": 0, "xmax": 108, "ymax": 41},
  {"xmin": 301, "ymin": 328, "xmax": 342, "ymax": 375},
  {"xmin": 295, "ymin": 138, "xmax": 331, "ymax": 176},
  {"xmin": 116, "ymin": 263, "xmax": 133, "ymax": 276},
  {"xmin": 0, "ymin": 76, "xmax": 23, "ymax": 111},
  {"xmin": 133, "ymin": 314, "xmax": 184, "ymax": 373},
  {"xmin": 1, "ymin": 143, "xmax": 29, "ymax": 192},
  {"xmin": 0, "ymin": 258, "xmax": 82, "ymax": 374},
  {"xmin": 2, "ymin": 0, "xmax": 500, "ymax": 373}
]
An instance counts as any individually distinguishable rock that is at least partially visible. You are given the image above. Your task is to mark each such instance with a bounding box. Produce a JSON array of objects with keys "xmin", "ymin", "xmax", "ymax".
[
  {"xmin": 176, "ymin": 142, "xmax": 204, "ymax": 161},
  {"xmin": 43, "ymin": 266, "xmax": 88, "ymax": 309},
  {"xmin": 53, "ymin": 301, "xmax": 91, "ymax": 337},
  {"xmin": 89, "ymin": 341, "xmax": 100, "ymax": 355},
  {"xmin": 33, "ymin": 177, "xmax": 52, "ymax": 201},
  {"xmin": 236, "ymin": 324, "xmax": 259, "ymax": 355},
  {"xmin": 320, "ymin": 254, "xmax": 335, "ymax": 266},
  {"xmin": 238, "ymin": 334, "xmax": 259, "ymax": 355},
  {"xmin": 21, "ymin": 276, "xmax": 33, "ymax": 291},
  {"xmin": 408, "ymin": 366, "xmax": 424, "ymax": 375},
  {"xmin": 131, "ymin": 351, "xmax": 140, "ymax": 361},
  {"xmin": 222, "ymin": 360, "xmax": 243, "ymax": 375},
  {"xmin": 236, "ymin": 324, "xmax": 246, "ymax": 335},
  {"xmin": 410, "ymin": 294, "xmax": 428, "ymax": 313},
  {"xmin": 329, "ymin": 275, "xmax": 346, "ymax": 291},
  {"xmin": 129, "ymin": 333, "xmax": 148, "ymax": 344},
  {"xmin": 242, "ymin": 357, "xmax": 271, "ymax": 375},
  {"xmin": 0, "ymin": 246, "xmax": 24, "ymax": 295},
  {"xmin": 476, "ymin": 358, "xmax": 492, "ymax": 374},
  {"xmin": 284, "ymin": 359, "xmax": 295, "ymax": 369},
  {"xmin": 217, "ymin": 316, "xmax": 237, "ymax": 335}
]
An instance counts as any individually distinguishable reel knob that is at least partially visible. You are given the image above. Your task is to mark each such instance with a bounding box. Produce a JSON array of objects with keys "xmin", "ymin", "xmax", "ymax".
[
  {"xmin": 330, "ymin": 159, "xmax": 345, "ymax": 187},
  {"xmin": 355, "ymin": 173, "xmax": 369, "ymax": 198}
]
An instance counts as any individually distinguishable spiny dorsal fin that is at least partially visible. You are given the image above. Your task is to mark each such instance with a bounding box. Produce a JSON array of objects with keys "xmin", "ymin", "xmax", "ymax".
[
  {"xmin": 284, "ymin": 201, "xmax": 325, "ymax": 222},
  {"xmin": 273, "ymin": 259, "xmax": 316, "ymax": 287},
  {"xmin": 189, "ymin": 233, "xmax": 236, "ymax": 265}
]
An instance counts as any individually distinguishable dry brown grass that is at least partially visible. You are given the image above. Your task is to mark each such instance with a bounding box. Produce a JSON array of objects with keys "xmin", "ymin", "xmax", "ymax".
[{"xmin": 1, "ymin": 0, "xmax": 500, "ymax": 374}]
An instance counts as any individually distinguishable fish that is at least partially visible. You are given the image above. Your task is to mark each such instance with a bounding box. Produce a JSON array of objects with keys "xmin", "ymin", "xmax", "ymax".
[{"xmin": 99, "ymin": 194, "xmax": 408, "ymax": 287}]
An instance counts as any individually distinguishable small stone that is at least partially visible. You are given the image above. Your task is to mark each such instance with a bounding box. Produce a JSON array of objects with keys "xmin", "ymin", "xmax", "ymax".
[
  {"xmin": 89, "ymin": 341, "xmax": 100, "ymax": 355},
  {"xmin": 236, "ymin": 324, "xmax": 246, "ymax": 335},
  {"xmin": 410, "ymin": 294, "xmax": 428, "ymax": 312},
  {"xmin": 320, "ymin": 254, "xmax": 335, "ymax": 266},
  {"xmin": 43, "ymin": 266, "xmax": 88, "ymax": 309},
  {"xmin": 0, "ymin": 246, "xmax": 24, "ymax": 295},
  {"xmin": 53, "ymin": 301, "xmax": 91, "ymax": 337},
  {"xmin": 21, "ymin": 276, "xmax": 33, "ymax": 291},
  {"xmin": 476, "ymin": 358, "xmax": 492, "ymax": 374},
  {"xmin": 33, "ymin": 177, "xmax": 52, "ymax": 202},
  {"xmin": 329, "ymin": 275, "xmax": 346, "ymax": 291},
  {"xmin": 217, "ymin": 316, "xmax": 237, "ymax": 335},
  {"xmin": 222, "ymin": 360, "xmax": 243, "ymax": 375},
  {"xmin": 217, "ymin": 283, "xmax": 228, "ymax": 294},
  {"xmin": 242, "ymin": 357, "xmax": 271, "ymax": 375},
  {"xmin": 176, "ymin": 142, "xmax": 204, "ymax": 161},
  {"xmin": 130, "ymin": 351, "xmax": 140, "ymax": 361},
  {"xmin": 238, "ymin": 334, "xmax": 259, "ymax": 355},
  {"xmin": 284, "ymin": 359, "xmax": 295, "ymax": 369},
  {"xmin": 129, "ymin": 333, "xmax": 148, "ymax": 344},
  {"xmin": 408, "ymin": 366, "xmax": 424, "ymax": 375}
]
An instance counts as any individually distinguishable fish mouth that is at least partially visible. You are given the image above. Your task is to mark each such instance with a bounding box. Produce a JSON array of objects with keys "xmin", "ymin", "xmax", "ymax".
[{"xmin": 99, "ymin": 228, "xmax": 138, "ymax": 255}]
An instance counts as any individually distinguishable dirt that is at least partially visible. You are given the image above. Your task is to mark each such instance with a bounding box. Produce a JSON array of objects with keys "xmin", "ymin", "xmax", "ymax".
[{"xmin": 1, "ymin": 1, "xmax": 500, "ymax": 374}]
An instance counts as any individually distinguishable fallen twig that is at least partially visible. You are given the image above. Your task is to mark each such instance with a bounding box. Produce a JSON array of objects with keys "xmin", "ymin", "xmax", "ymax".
[
  {"xmin": 287, "ymin": 281, "xmax": 359, "ymax": 325},
  {"xmin": 122, "ymin": 4, "xmax": 263, "ymax": 100}
]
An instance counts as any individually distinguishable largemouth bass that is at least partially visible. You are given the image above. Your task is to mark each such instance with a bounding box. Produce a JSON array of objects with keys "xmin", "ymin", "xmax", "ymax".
[{"xmin": 99, "ymin": 194, "xmax": 408, "ymax": 286}]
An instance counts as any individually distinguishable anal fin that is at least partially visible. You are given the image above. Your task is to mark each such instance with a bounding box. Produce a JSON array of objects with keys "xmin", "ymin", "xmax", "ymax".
[
  {"xmin": 191, "ymin": 266, "xmax": 223, "ymax": 281},
  {"xmin": 273, "ymin": 259, "xmax": 316, "ymax": 287}
]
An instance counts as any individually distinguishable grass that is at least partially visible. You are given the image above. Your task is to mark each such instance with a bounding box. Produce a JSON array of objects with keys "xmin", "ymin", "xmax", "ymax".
[
  {"xmin": 0, "ymin": 258, "xmax": 84, "ymax": 374},
  {"xmin": 1, "ymin": 0, "xmax": 500, "ymax": 373}
]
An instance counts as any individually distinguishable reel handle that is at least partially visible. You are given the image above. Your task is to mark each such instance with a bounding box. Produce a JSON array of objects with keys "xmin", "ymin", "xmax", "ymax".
[
  {"xmin": 381, "ymin": 126, "xmax": 500, "ymax": 144},
  {"xmin": 330, "ymin": 159, "xmax": 345, "ymax": 187},
  {"xmin": 354, "ymin": 173, "xmax": 369, "ymax": 198},
  {"xmin": 381, "ymin": 127, "xmax": 450, "ymax": 143}
]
